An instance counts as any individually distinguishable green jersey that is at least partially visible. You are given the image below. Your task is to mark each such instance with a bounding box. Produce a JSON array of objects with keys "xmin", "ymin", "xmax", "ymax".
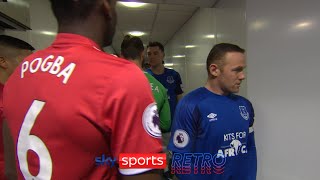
[{"xmin": 144, "ymin": 72, "xmax": 171, "ymax": 132}]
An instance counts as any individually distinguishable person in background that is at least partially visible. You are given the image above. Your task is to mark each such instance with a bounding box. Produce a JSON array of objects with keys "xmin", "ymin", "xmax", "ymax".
[
  {"xmin": 146, "ymin": 42, "xmax": 183, "ymax": 119},
  {"xmin": 146, "ymin": 41, "xmax": 184, "ymax": 180},
  {"xmin": 0, "ymin": 35, "xmax": 34, "ymax": 179},
  {"xmin": 3, "ymin": 0, "xmax": 163, "ymax": 179},
  {"xmin": 120, "ymin": 35, "xmax": 171, "ymax": 133},
  {"xmin": 168, "ymin": 43, "xmax": 257, "ymax": 180}
]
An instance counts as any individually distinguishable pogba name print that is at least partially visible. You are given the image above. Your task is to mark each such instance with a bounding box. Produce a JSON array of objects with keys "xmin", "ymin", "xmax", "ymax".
[{"xmin": 21, "ymin": 55, "xmax": 76, "ymax": 84}]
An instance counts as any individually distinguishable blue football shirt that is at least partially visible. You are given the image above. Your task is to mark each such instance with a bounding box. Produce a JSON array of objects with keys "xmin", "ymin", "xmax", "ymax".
[
  {"xmin": 168, "ymin": 87, "xmax": 257, "ymax": 180},
  {"xmin": 146, "ymin": 68, "xmax": 183, "ymax": 118}
]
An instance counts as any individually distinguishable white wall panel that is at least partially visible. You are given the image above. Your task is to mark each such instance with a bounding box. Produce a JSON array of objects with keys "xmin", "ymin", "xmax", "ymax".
[
  {"xmin": 165, "ymin": 28, "xmax": 187, "ymax": 92},
  {"xmin": 247, "ymin": 0, "xmax": 320, "ymax": 179},
  {"xmin": 165, "ymin": 2, "xmax": 246, "ymax": 96}
]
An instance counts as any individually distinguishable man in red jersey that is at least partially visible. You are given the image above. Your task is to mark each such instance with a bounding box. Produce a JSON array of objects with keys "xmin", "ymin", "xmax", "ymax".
[
  {"xmin": 0, "ymin": 35, "xmax": 34, "ymax": 180},
  {"xmin": 3, "ymin": 0, "xmax": 163, "ymax": 179}
]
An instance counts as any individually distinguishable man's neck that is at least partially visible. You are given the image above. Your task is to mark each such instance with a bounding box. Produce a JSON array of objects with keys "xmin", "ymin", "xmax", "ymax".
[
  {"xmin": 205, "ymin": 79, "xmax": 229, "ymax": 96},
  {"xmin": 58, "ymin": 23, "xmax": 104, "ymax": 48},
  {"xmin": 151, "ymin": 64, "xmax": 165, "ymax": 75},
  {"xmin": 132, "ymin": 59, "xmax": 143, "ymax": 70}
]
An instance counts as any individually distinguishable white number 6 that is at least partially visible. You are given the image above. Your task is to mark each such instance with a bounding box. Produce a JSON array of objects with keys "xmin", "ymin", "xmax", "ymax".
[{"xmin": 17, "ymin": 100, "xmax": 52, "ymax": 179}]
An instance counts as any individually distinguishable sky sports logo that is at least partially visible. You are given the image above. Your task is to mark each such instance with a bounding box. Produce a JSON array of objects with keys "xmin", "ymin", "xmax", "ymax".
[
  {"xmin": 95, "ymin": 154, "xmax": 117, "ymax": 167},
  {"xmin": 95, "ymin": 153, "xmax": 166, "ymax": 169}
]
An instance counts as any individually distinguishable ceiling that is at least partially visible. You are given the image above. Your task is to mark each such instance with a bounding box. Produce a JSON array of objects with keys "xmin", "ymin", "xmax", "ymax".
[{"xmin": 111, "ymin": 0, "xmax": 219, "ymax": 54}]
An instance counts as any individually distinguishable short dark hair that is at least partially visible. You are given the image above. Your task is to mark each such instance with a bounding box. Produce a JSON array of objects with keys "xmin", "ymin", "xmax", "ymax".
[
  {"xmin": 206, "ymin": 43, "xmax": 245, "ymax": 73},
  {"xmin": 50, "ymin": 0, "xmax": 98, "ymax": 24},
  {"xmin": 147, "ymin": 41, "xmax": 164, "ymax": 52},
  {"xmin": 121, "ymin": 35, "xmax": 144, "ymax": 60},
  {"xmin": 0, "ymin": 35, "xmax": 34, "ymax": 51}
]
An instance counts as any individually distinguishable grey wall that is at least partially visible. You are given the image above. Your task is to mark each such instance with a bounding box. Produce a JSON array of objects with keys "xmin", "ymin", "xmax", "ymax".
[
  {"xmin": 167, "ymin": 0, "xmax": 320, "ymax": 179},
  {"xmin": 246, "ymin": 0, "xmax": 320, "ymax": 179},
  {"xmin": 165, "ymin": 1, "xmax": 246, "ymax": 96}
]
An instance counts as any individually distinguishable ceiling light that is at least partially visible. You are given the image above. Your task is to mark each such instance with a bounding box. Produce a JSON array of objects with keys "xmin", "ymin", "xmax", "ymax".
[
  {"xmin": 172, "ymin": 55, "xmax": 185, "ymax": 58},
  {"xmin": 185, "ymin": 45, "xmax": 196, "ymax": 48},
  {"xmin": 251, "ymin": 20, "xmax": 267, "ymax": 30},
  {"xmin": 296, "ymin": 22, "xmax": 311, "ymax": 28},
  {"xmin": 164, "ymin": 63, "xmax": 173, "ymax": 67},
  {"xmin": 119, "ymin": 2, "xmax": 146, "ymax": 8},
  {"xmin": 39, "ymin": 31, "xmax": 57, "ymax": 36},
  {"xmin": 205, "ymin": 34, "xmax": 215, "ymax": 38},
  {"xmin": 128, "ymin": 31, "xmax": 145, "ymax": 36}
]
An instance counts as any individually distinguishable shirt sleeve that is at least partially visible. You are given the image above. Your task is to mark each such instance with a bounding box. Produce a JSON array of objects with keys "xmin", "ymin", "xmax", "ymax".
[
  {"xmin": 167, "ymin": 98, "xmax": 199, "ymax": 153},
  {"xmin": 103, "ymin": 65, "xmax": 163, "ymax": 175},
  {"xmin": 159, "ymin": 85, "xmax": 171, "ymax": 133},
  {"xmin": 174, "ymin": 72, "xmax": 183, "ymax": 95},
  {"xmin": 246, "ymin": 100, "xmax": 257, "ymax": 178},
  {"xmin": 247, "ymin": 101, "xmax": 256, "ymax": 148},
  {"xmin": 167, "ymin": 98, "xmax": 200, "ymax": 180}
]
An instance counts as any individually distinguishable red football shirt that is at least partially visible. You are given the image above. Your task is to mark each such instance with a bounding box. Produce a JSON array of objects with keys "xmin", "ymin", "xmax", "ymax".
[
  {"xmin": 0, "ymin": 83, "xmax": 4, "ymax": 180},
  {"xmin": 3, "ymin": 33, "xmax": 163, "ymax": 179}
]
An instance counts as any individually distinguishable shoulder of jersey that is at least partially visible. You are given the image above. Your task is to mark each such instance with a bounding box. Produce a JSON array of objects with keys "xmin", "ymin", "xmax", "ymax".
[
  {"xmin": 180, "ymin": 88, "xmax": 209, "ymax": 107},
  {"xmin": 74, "ymin": 46, "xmax": 141, "ymax": 74},
  {"xmin": 28, "ymin": 46, "xmax": 133, "ymax": 66},
  {"xmin": 165, "ymin": 68, "xmax": 177, "ymax": 74},
  {"xmin": 89, "ymin": 47, "xmax": 136, "ymax": 65},
  {"xmin": 147, "ymin": 73, "xmax": 165, "ymax": 87},
  {"xmin": 27, "ymin": 46, "xmax": 141, "ymax": 80},
  {"xmin": 230, "ymin": 94, "xmax": 251, "ymax": 104}
]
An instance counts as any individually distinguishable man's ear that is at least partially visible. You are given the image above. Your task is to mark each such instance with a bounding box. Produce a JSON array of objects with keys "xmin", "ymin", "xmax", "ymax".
[
  {"xmin": 140, "ymin": 50, "xmax": 145, "ymax": 62},
  {"xmin": 0, "ymin": 57, "xmax": 8, "ymax": 69},
  {"xmin": 208, "ymin": 63, "xmax": 220, "ymax": 77}
]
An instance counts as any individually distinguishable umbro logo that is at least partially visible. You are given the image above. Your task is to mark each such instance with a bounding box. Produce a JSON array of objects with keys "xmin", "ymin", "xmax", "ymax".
[{"xmin": 207, "ymin": 113, "xmax": 218, "ymax": 122}]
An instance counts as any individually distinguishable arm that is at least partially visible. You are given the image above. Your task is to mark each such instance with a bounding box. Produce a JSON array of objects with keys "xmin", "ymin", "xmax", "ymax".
[
  {"xmin": 246, "ymin": 101, "xmax": 257, "ymax": 178},
  {"xmin": 168, "ymin": 101, "xmax": 198, "ymax": 152},
  {"xmin": 159, "ymin": 85, "xmax": 171, "ymax": 133},
  {"xmin": 174, "ymin": 72, "xmax": 183, "ymax": 102},
  {"xmin": 168, "ymin": 99, "xmax": 199, "ymax": 179},
  {"xmin": 247, "ymin": 101, "xmax": 257, "ymax": 151},
  {"xmin": 2, "ymin": 119, "xmax": 17, "ymax": 180},
  {"xmin": 107, "ymin": 66, "xmax": 163, "ymax": 178}
]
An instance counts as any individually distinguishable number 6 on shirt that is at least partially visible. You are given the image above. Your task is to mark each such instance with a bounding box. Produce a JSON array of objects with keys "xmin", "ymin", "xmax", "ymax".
[{"xmin": 17, "ymin": 100, "xmax": 52, "ymax": 179}]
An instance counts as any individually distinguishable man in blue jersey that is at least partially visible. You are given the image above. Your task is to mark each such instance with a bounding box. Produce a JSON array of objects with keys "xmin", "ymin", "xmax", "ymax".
[
  {"xmin": 146, "ymin": 41, "xmax": 184, "ymax": 180},
  {"xmin": 146, "ymin": 42, "xmax": 183, "ymax": 119},
  {"xmin": 168, "ymin": 43, "xmax": 257, "ymax": 180}
]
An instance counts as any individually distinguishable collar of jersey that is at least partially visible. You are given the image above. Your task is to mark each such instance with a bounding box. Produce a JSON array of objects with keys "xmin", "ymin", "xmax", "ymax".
[
  {"xmin": 52, "ymin": 33, "xmax": 102, "ymax": 51},
  {"xmin": 147, "ymin": 67, "xmax": 168, "ymax": 76}
]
